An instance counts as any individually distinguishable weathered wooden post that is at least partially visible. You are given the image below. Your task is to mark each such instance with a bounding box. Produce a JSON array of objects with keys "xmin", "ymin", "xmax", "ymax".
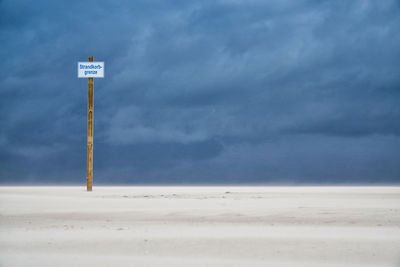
[
  {"xmin": 87, "ymin": 56, "xmax": 94, "ymax": 191},
  {"xmin": 78, "ymin": 57, "xmax": 104, "ymax": 191}
]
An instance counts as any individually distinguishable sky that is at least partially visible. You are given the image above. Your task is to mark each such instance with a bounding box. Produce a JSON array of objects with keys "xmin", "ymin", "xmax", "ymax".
[{"xmin": 0, "ymin": 0, "xmax": 400, "ymax": 184}]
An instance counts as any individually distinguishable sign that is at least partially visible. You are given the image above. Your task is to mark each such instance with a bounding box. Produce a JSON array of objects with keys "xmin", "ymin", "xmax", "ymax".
[{"xmin": 78, "ymin": 62, "xmax": 104, "ymax": 78}]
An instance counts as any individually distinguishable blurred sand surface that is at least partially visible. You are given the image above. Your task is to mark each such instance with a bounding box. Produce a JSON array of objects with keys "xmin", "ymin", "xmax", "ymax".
[{"xmin": 0, "ymin": 186, "xmax": 399, "ymax": 266}]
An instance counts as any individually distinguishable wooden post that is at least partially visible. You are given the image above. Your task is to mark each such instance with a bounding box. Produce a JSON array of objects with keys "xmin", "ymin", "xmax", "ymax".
[{"xmin": 87, "ymin": 56, "xmax": 94, "ymax": 191}]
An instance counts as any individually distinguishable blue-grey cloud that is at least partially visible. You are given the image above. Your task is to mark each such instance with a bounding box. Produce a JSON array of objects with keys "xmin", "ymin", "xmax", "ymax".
[{"xmin": 0, "ymin": 0, "xmax": 399, "ymax": 183}]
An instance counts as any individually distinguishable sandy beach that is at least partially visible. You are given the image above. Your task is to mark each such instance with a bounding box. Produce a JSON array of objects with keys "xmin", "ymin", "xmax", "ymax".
[{"xmin": 0, "ymin": 186, "xmax": 399, "ymax": 266}]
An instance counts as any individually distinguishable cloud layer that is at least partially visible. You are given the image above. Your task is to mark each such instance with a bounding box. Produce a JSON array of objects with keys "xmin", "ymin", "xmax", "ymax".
[{"xmin": 1, "ymin": 0, "xmax": 400, "ymax": 183}]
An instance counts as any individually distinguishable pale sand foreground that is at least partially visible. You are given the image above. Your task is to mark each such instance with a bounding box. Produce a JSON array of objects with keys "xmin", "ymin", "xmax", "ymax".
[{"xmin": 0, "ymin": 186, "xmax": 399, "ymax": 267}]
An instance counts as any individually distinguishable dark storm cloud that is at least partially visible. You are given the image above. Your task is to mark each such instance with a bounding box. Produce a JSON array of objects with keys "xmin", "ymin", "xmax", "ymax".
[{"xmin": 0, "ymin": 0, "xmax": 399, "ymax": 183}]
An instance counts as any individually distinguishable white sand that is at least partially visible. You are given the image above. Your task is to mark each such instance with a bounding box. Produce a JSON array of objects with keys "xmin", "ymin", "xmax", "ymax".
[{"xmin": 0, "ymin": 186, "xmax": 399, "ymax": 267}]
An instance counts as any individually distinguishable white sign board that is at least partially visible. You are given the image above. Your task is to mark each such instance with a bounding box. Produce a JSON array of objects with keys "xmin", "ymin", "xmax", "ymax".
[{"xmin": 78, "ymin": 62, "xmax": 104, "ymax": 78}]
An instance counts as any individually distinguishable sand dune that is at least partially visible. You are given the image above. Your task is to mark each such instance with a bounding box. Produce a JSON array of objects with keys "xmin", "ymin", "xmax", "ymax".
[{"xmin": 0, "ymin": 186, "xmax": 399, "ymax": 266}]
